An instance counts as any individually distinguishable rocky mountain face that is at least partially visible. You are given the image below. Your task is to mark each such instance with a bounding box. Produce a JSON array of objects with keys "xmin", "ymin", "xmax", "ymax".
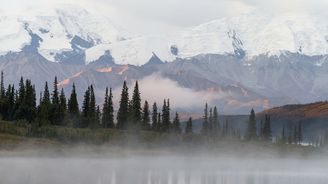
[{"xmin": 0, "ymin": 50, "xmax": 328, "ymax": 114}]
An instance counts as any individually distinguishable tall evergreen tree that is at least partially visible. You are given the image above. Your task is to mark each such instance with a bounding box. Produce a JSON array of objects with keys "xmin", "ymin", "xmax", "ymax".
[
  {"xmin": 14, "ymin": 77, "xmax": 25, "ymax": 120},
  {"xmin": 96, "ymin": 105, "xmax": 101, "ymax": 127},
  {"xmin": 51, "ymin": 77, "xmax": 61, "ymax": 125},
  {"xmin": 38, "ymin": 82, "xmax": 51, "ymax": 126},
  {"xmin": 68, "ymin": 83, "xmax": 79, "ymax": 115},
  {"xmin": 3, "ymin": 84, "xmax": 15, "ymax": 121},
  {"xmin": 213, "ymin": 106, "xmax": 219, "ymax": 132},
  {"xmin": 102, "ymin": 87, "xmax": 109, "ymax": 128},
  {"xmin": 142, "ymin": 100, "xmax": 151, "ymax": 130},
  {"xmin": 130, "ymin": 81, "xmax": 142, "ymax": 126},
  {"xmin": 202, "ymin": 103, "xmax": 209, "ymax": 135},
  {"xmin": 59, "ymin": 88, "xmax": 67, "ymax": 125},
  {"xmin": 173, "ymin": 112, "xmax": 181, "ymax": 134},
  {"xmin": 0, "ymin": 72, "xmax": 4, "ymax": 99},
  {"xmin": 89, "ymin": 85, "xmax": 97, "ymax": 128},
  {"xmin": 51, "ymin": 77, "xmax": 59, "ymax": 105},
  {"xmin": 185, "ymin": 117, "xmax": 193, "ymax": 134},
  {"xmin": 161, "ymin": 99, "xmax": 171, "ymax": 132},
  {"xmin": 0, "ymin": 71, "xmax": 5, "ymax": 117},
  {"xmin": 162, "ymin": 99, "xmax": 170, "ymax": 132},
  {"xmin": 152, "ymin": 102, "xmax": 158, "ymax": 131},
  {"xmin": 167, "ymin": 99, "xmax": 171, "ymax": 129},
  {"xmin": 67, "ymin": 83, "xmax": 80, "ymax": 127},
  {"xmin": 117, "ymin": 81, "xmax": 129, "ymax": 129},
  {"xmin": 247, "ymin": 109, "xmax": 257, "ymax": 140},
  {"xmin": 107, "ymin": 88, "xmax": 114, "ymax": 128},
  {"xmin": 157, "ymin": 113, "xmax": 162, "ymax": 132},
  {"xmin": 81, "ymin": 87, "xmax": 91, "ymax": 128},
  {"xmin": 102, "ymin": 87, "xmax": 114, "ymax": 128},
  {"xmin": 23, "ymin": 80, "xmax": 36, "ymax": 122}
]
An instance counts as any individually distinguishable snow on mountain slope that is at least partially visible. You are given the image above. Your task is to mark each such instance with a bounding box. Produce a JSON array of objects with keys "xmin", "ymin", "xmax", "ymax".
[
  {"xmin": 1, "ymin": 6, "xmax": 328, "ymax": 65},
  {"xmin": 86, "ymin": 12, "xmax": 328, "ymax": 65},
  {"xmin": 0, "ymin": 16, "xmax": 31, "ymax": 54},
  {"xmin": 0, "ymin": 5, "xmax": 126, "ymax": 62},
  {"xmin": 86, "ymin": 35, "xmax": 178, "ymax": 66}
]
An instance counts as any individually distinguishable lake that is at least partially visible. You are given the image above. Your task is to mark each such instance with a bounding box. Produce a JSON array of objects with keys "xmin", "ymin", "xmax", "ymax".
[{"xmin": 0, "ymin": 155, "xmax": 326, "ymax": 184}]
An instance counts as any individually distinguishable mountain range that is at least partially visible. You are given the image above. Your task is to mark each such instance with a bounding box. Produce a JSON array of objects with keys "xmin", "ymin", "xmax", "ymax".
[{"xmin": 0, "ymin": 5, "xmax": 328, "ymax": 114}]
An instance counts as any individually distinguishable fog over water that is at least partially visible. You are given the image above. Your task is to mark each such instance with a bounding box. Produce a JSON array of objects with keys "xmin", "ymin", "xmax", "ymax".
[{"xmin": 0, "ymin": 154, "xmax": 327, "ymax": 184}]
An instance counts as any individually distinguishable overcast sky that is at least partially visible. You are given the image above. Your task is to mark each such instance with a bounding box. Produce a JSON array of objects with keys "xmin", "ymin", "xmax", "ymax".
[{"xmin": 1, "ymin": 0, "xmax": 328, "ymax": 34}]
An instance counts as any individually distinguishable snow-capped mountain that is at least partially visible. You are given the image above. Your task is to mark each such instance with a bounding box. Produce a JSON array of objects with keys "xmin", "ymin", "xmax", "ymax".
[
  {"xmin": 1, "ymin": 6, "xmax": 328, "ymax": 65},
  {"xmin": 0, "ymin": 5, "xmax": 126, "ymax": 63},
  {"xmin": 1, "ymin": 5, "xmax": 328, "ymax": 113},
  {"xmin": 86, "ymin": 12, "xmax": 328, "ymax": 65}
]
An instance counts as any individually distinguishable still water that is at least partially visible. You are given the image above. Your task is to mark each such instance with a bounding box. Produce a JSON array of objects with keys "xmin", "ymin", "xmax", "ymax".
[{"xmin": 0, "ymin": 156, "xmax": 326, "ymax": 184}]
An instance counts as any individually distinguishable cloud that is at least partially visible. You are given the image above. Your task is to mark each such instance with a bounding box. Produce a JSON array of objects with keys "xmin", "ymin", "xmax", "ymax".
[{"xmin": 111, "ymin": 74, "xmax": 225, "ymax": 111}]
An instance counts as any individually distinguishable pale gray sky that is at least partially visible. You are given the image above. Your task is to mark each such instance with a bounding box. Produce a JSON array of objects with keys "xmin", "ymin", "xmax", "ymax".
[{"xmin": 1, "ymin": 0, "xmax": 327, "ymax": 34}]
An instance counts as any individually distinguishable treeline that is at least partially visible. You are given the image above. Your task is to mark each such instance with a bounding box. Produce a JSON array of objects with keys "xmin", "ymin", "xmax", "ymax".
[
  {"xmin": 199, "ymin": 104, "xmax": 304, "ymax": 145},
  {"xmin": 0, "ymin": 72, "xmax": 305, "ymax": 145},
  {"xmin": 0, "ymin": 73, "xmax": 185, "ymax": 134}
]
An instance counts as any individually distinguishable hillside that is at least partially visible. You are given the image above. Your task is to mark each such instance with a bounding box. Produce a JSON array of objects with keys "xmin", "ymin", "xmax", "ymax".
[{"xmin": 261, "ymin": 101, "xmax": 328, "ymax": 119}]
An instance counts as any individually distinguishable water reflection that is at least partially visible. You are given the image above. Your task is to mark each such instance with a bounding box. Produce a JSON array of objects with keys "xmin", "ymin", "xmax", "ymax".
[{"xmin": 0, "ymin": 156, "xmax": 327, "ymax": 184}]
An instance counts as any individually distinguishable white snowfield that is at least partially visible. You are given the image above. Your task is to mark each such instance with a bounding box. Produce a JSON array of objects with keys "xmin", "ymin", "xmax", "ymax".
[{"xmin": 1, "ymin": 5, "xmax": 328, "ymax": 65}]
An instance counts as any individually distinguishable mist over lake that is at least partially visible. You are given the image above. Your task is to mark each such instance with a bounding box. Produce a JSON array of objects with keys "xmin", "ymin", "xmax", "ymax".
[{"xmin": 0, "ymin": 153, "xmax": 327, "ymax": 184}]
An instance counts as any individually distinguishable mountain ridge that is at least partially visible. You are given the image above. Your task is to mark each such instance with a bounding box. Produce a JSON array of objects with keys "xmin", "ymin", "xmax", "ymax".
[{"xmin": 1, "ymin": 5, "xmax": 328, "ymax": 65}]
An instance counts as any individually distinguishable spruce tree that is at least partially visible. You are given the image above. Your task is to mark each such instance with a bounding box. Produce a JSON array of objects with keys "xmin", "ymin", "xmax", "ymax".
[
  {"xmin": 130, "ymin": 81, "xmax": 142, "ymax": 127},
  {"xmin": 202, "ymin": 103, "xmax": 209, "ymax": 135},
  {"xmin": 167, "ymin": 99, "xmax": 171, "ymax": 130},
  {"xmin": 102, "ymin": 87, "xmax": 109, "ymax": 128},
  {"xmin": 142, "ymin": 100, "xmax": 151, "ymax": 130},
  {"xmin": 152, "ymin": 102, "xmax": 158, "ymax": 131},
  {"xmin": 0, "ymin": 72, "xmax": 4, "ymax": 98},
  {"xmin": 185, "ymin": 117, "xmax": 193, "ymax": 134},
  {"xmin": 89, "ymin": 85, "xmax": 97, "ymax": 128},
  {"xmin": 3, "ymin": 84, "xmax": 15, "ymax": 121},
  {"xmin": 38, "ymin": 82, "xmax": 51, "ymax": 126},
  {"xmin": 117, "ymin": 81, "xmax": 129, "ymax": 129},
  {"xmin": 173, "ymin": 112, "xmax": 181, "ymax": 134},
  {"xmin": 68, "ymin": 83, "xmax": 79, "ymax": 127},
  {"xmin": 102, "ymin": 87, "xmax": 114, "ymax": 128},
  {"xmin": 96, "ymin": 105, "xmax": 101, "ymax": 127},
  {"xmin": 23, "ymin": 80, "xmax": 36, "ymax": 122},
  {"xmin": 59, "ymin": 88, "xmax": 67, "ymax": 125},
  {"xmin": 81, "ymin": 87, "xmax": 91, "ymax": 128},
  {"xmin": 107, "ymin": 88, "xmax": 114, "ymax": 128},
  {"xmin": 14, "ymin": 77, "xmax": 25, "ymax": 120},
  {"xmin": 161, "ymin": 99, "xmax": 171, "ymax": 132},
  {"xmin": 68, "ymin": 83, "xmax": 79, "ymax": 114},
  {"xmin": 0, "ymin": 71, "xmax": 5, "ymax": 117},
  {"xmin": 162, "ymin": 99, "xmax": 168, "ymax": 132},
  {"xmin": 213, "ymin": 106, "xmax": 219, "ymax": 132},
  {"xmin": 247, "ymin": 109, "xmax": 257, "ymax": 140},
  {"xmin": 157, "ymin": 113, "xmax": 162, "ymax": 132},
  {"xmin": 51, "ymin": 76, "xmax": 61, "ymax": 125}
]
